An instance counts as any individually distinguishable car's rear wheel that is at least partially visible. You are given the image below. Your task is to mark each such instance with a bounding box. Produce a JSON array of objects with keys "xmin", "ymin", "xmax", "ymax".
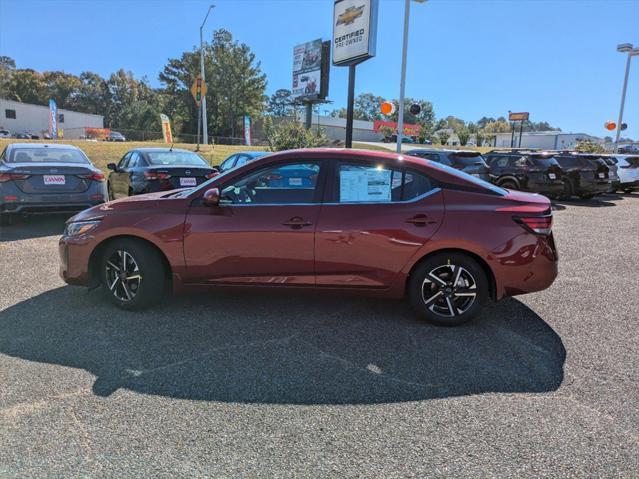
[
  {"xmin": 408, "ymin": 252, "xmax": 489, "ymax": 326},
  {"xmin": 100, "ymin": 239, "xmax": 166, "ymax": 310}
]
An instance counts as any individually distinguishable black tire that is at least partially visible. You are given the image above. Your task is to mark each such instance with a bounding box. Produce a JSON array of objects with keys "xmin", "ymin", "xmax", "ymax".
[
  {"xmin": 499, "ymin": 180, "xmax": 518, "ymax": 190},
  {"xmin": 408, "ymin": 252, "xmax": 489, "ymax": 326},
  {"xmin": 559, "ymin": 180, "xmax": 574, "ymax": 200},
  {"xmin": 99, "ymin": 238, "xmax": 167, "ymax": 310}
]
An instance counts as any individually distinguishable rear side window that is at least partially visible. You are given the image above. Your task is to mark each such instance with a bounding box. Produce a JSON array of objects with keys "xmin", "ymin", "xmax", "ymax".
[
  {"xmin": 8, "ymin": 148, "xmax": 88, "ymax": 163},
  {"xmin": 337, "ymin": 163, "xmax": 434, "ymax": 203}
]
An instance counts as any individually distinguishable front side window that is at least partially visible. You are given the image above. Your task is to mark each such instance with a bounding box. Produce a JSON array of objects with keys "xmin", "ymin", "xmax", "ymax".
[
  {"xmin": 337, "ymin": 163, "xmax": 434, "ymax": 203},
  {"xmin": 118, "ymin": 152, "xmax": 131, "ymax": 169},
  {"xmin": 128, "ymin": 152, "xmax": 140, "ymax": 168},
  {"xmin": 220, "ymin": 162, "xmax": 321, "ymax": 205}
]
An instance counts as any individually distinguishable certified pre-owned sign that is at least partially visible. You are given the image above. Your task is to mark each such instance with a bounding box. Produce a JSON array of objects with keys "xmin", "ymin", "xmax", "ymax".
[{"xmin": 332, "ymin": 0, "xmax": 378, "ymax": 66}]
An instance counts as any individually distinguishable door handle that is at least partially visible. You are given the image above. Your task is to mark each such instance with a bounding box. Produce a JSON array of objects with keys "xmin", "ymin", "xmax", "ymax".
[
  {"xmin": 282, "ymin": 217, "xmax": 313, "ymax": 229},
  {"xmin": 406, "ymin": 214, "xmax": 432, "ymax": 227}
]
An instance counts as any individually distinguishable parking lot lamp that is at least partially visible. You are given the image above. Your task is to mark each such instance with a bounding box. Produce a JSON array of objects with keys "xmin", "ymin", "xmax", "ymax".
[
  {"xmin": 614, "ymin": 43, "xmax": 639, "ymax": 153},
  {"xmin": 396, "ymin": 0, "xmax": 428, "ymax": 154},
  {"xmin": 200, "ymin": 5, "xmax": 215, "ymax": 145}
]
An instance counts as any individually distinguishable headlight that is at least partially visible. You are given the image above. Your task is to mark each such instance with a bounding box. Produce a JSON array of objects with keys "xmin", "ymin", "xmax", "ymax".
[{"xmin": 64, "ymin": 220, "xmax": 101, "ymax": 237}]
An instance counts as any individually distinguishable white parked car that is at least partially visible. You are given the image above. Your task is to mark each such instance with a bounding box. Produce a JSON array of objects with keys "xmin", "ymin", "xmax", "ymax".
[
  {"xmin": 610, "ymin": 155, "xmax": 639, "ymax": 193},
  {"xmin": 0, "ymin": 129, "xmax": 11, "ymax": 139}
]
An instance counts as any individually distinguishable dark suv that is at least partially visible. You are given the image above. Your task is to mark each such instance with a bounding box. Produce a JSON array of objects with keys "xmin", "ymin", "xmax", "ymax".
[
  {"xmin": 551, "ymin": 152, "xmax": 611, "ymax": 199},
  {"xmin": 483, "ymin": 149, "xmax": 565, "ymax": 198},
  {"xmin": 407, "ymin": 149, "xmax": 490, "ymax": 181}
]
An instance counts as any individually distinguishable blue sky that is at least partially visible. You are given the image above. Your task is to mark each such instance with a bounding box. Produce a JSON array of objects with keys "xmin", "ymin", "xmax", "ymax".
[{"xmin": 1, "ymin": 0, "xmax": 638, "ymax": 138}]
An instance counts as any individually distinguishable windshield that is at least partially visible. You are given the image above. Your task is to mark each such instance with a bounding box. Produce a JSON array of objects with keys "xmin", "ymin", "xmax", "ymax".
[
  {"xmin": 427, "ymin": 160, "xmax": 507, "ymax": 195},
  {"xmin": 146, "ymin": 151, "xmax": 209, "ymax": 167},
  {"xmin": 7, "ymin": 148, "xmax": 89, "ymax": 164}
]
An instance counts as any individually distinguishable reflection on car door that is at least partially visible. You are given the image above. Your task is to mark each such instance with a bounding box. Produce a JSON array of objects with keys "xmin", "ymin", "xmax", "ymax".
[
  {"xmin": 183, "ymin": 160, "xmax": 325, "ymax": 285},
  {"xmin": 315, "ymin": 160, "xmax": 444, "ymax": 289}
]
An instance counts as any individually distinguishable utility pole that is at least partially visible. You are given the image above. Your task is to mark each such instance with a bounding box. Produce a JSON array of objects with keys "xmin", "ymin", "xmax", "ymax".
[{"xmin": 200, "ymin": 5, "xmax": 215, "ymax": 146}]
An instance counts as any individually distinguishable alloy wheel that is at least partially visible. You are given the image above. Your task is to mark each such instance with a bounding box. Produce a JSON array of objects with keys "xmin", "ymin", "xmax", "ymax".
[
  {"xmin": 105, "ymin": 250, "xmax": 142, "ymax": 302},
  {"xmin": 421, "ymin": 264, "xmax": 477, "ymax": 317}
]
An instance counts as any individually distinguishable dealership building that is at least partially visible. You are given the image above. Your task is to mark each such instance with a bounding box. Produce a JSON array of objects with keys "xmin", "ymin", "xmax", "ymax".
[
  {"xmin": 0, "ymin": 98, "xmax": 104, "ymax": 139},
  {"xmin": 492, "ymin": 131, "xmax": 603, "ymax": 149}
]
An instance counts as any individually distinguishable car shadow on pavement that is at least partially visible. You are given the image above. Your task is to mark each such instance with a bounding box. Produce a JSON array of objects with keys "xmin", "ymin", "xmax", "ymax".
[
  {"xmin": 0, "ymin": 215, "xmax": 68, "ymax": 242},
  {"xmin": 0, "ymin": 287, "xmax": 566, "ymax": 405}
]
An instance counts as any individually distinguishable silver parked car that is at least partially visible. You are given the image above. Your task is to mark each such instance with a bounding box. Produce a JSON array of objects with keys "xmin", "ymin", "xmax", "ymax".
[{"xmin": 0, "ymin": 143, "xmax": 108, "ymax": 225}]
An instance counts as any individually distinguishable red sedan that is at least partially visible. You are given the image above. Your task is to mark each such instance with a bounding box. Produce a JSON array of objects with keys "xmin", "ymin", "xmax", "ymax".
[{"xmin": 59, "ymin": 148, "xmax": 558, "ymax": 325}]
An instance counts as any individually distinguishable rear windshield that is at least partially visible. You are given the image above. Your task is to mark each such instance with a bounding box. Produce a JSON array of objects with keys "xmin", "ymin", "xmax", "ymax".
[
  {"xmin": 146, "ymin": 151, "xmax": 209, "ymax": 167},
  {"xmin": 448, "ymin": 153, "xmax": 486, "ymax": 167},
  {"xmin": 427, "ymin": 161, "xmax": 507, "ymax": 195},
  {"xmin": 625, "ymin": 156, "xmax": 639, "ymax": 167},
  {"xmin": 7, "ymin": 148, "xmax": 89, "ymax": 164}
]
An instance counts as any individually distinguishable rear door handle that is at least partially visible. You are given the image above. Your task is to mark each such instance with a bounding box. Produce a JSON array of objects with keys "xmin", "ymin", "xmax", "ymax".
[
  {"xmin": 406, "ymin": 214, "xmax": 433, "ymax": 227},
  {"xmin": 282, "ymin": 216, "xmax": 313, "ymax": 229}
]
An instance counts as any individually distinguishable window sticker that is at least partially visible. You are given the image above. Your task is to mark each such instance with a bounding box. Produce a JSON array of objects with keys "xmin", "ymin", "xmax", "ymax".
[{"xmin": 340, "ymin": 168, "xmax": 392, "ymax": 202}]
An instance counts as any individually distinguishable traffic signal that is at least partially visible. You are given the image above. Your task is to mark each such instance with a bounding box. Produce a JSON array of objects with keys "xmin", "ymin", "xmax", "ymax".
[
  {"xmin": 621, "ymin": 123, "xmax": 628, "ymax": 131},
  {"xmin": 380, "ymin": 101, "xmax": 395, "ymax": 116},
  {"xmin": 196, "ymin": 78, "xmax": 202, "ymax": 102},
  {"xmin": 409, "ymin": 103, "xmax": 421, "ymax": 115},
  {"xmin": 605, "ymin": 121, "xmax": 616, "ymax": 131}
]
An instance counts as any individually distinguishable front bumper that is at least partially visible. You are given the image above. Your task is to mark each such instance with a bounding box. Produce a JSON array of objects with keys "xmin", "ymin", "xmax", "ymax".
[
  {"xmin": 2, "ymin": 201, "xmax": 104, "ymax": 215},
  {"xmin": 59, "ymin": 235, "xmax": 95, "ymax": 286}
]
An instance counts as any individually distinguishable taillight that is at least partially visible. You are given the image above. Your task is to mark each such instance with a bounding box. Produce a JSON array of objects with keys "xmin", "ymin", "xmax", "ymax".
[
  {"xmin": 79, "ymin": 173, "xmax": 106, "ymax": 182},
  {"xmin": 144, "ymin": 171, "xmax": 171, "ymax": 181},
  {"xmin": 0, "ymin": 173, "xmax": 30, "ymax": 182},
  {"xmin": 206, "ymin": 171, "xmax": 219, "ymax": 179},
  {"xmin": 514, "ymin": 215, "xmax": 553, "ymax": 235}
]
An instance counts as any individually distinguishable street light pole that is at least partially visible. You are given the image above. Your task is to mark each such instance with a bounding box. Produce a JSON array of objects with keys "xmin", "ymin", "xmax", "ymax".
[
  {"xmin": 396, "ymin": 0, "xmax": 427, "ymax": 154},
  {"xmin": 614, "ymin": 43, "xmax": 639, "ymax": 153},
  {"xmin": 200, "ymin": 5, "xmax": 215, "ymax": 146}
]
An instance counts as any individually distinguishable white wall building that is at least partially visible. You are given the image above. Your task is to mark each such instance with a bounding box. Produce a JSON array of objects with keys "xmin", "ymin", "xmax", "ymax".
[
  {"xmin": 492, "ymin": 131, "xmax": 603, "ymax": 150},
  {"xmin": 0, "ymin": 98, "xmax": 104, "ymax": 139}
]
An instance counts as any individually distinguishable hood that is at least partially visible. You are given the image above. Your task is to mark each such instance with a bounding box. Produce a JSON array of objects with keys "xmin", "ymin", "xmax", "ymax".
[{"xmin": 66, "ymin": 189, "xmax": 189, "ymax": 223}]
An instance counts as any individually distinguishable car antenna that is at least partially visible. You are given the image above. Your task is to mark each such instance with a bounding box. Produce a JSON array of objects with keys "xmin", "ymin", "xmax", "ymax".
[{"xmin": 169, "ymin": 143, "xmax": 174, "ymax": 152}]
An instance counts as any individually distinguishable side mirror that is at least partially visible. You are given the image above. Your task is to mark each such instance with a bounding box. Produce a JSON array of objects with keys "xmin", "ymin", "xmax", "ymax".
[
  {"xmin": 202, "ymin": 188, "xmax": 220, "ymax": 207},
  {"xmin": 107, "ymin": 163, "xmax": 117, "ymax": 171}
]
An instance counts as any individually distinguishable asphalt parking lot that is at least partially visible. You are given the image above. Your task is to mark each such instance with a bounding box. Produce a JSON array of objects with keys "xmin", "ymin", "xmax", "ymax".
[{"xmin": 1, "ymin": 194, "xmax": 638, "ymax": 478}]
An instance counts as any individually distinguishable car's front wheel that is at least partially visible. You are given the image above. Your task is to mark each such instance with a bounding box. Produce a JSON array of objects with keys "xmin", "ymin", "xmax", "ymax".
[
  {"xmin": 100, "ymin": 239, "xmax": 167, "ymax": 310},
  {"xmin": 408, "ymin": 252, "xmax": 489, "ymax": 326}
]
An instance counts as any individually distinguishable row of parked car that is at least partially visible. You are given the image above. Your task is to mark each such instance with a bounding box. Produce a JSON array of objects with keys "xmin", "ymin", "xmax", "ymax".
[
  {"xmin": 406, "ymin": 148, "xmax": 639, "ymax": 200},
  {"xmin": 1, "ymin": 142, "xmax": 637, "ymax": 226}
]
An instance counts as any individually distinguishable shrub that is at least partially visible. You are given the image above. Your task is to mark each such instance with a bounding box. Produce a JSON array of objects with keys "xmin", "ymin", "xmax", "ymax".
[{"xmin": 264, "ymin": 118, "xmax": 329, "ymax": 151}]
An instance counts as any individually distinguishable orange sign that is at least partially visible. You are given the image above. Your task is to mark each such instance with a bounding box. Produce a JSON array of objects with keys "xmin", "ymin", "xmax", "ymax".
[{"xmin": 508, "ymin": 112, "xmax": 529, "ymax": 121}]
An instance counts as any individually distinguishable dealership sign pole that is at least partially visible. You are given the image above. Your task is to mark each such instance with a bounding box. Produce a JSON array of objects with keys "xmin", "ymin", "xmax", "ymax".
[{"xmin": 333, "ymin": 0, "xmax": 379, "ymax": 148}]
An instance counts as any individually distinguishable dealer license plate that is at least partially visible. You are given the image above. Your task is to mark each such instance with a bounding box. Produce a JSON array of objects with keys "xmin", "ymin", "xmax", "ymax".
[
  {"xmin": 43, "ymin": 175, "xmax": 66, "ymax": 185},
  {"xmin": 180, "ymin": 177, "xmax": 197, "ymax": 187},
  {"xmin": 548, "ymin": 173, "xmax": 557, "ymax": 179},
  {"xmin": 598, "ymin": 172, "xmax": 605, "ymax": 179}
]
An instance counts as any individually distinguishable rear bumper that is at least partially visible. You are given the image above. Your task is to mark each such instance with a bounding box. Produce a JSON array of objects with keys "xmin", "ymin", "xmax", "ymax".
[
  {"xmin": 1, "ymin": 201, "xmax": 104, "ymax": 215},
  {"xmin": 575, "ymin": 180, "xmax": 610, "ymax": 196}
]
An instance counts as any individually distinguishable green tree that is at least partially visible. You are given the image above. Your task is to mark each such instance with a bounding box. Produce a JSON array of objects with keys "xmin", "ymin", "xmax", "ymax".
[
  {"xmin": 160, "ymin": 29, "xmax": 267, "ymax": 139},
  {"xmin": 0, "ymin": 56, "xmax": 16, "ymax": 100},
  {"xmin": 267, "ymin": 89, "xmax": 294, "ymax": 117},
  {"xmin": 456, "ymin": 126, "xmax": 470, "ymax": 146},
  {"xmin": 437, "ymin": 131, "xmax": 450, "ymax": 145},
  {"xmin": 418, "ymin": 123, "xmax": 433, "ymax": 144},
  {"xmin": 475, "ymin": 130, "xmax": 485, "ymax": 147},
  {"xmin": 7, "ymin": 69, "xmax": 48, "ymax": 105},
  {"xmin": 42, "ymin": 71, "xmax": 82, "ymax": 109}
]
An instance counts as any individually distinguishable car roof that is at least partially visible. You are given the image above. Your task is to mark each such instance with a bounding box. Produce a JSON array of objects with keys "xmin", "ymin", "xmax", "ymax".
[{"xmin": 6, "ymin": 143, "xmax": 81, "ymax": 150}]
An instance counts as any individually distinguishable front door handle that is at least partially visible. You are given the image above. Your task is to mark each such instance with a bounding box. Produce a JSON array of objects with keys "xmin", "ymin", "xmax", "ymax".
[
  {"xmin": 282, "ymin": 216, "xmax": 313, "ymax": 229},
  {"xmin": 406, "ymin": 214, "xmax": 433, "ymax": 227}
]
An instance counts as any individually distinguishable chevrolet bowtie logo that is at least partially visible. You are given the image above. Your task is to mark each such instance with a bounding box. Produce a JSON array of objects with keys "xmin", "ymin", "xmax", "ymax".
[{"xmin": 337, "ymin": 5, "xmax": 364, "ymax": 26}]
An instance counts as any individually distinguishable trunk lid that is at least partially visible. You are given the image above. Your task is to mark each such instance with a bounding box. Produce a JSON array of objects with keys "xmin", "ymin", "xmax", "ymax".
[
  {"xmin": 147, "ymin": 166, "xmax": 214, "ymax": 190},
  {"xmin": 5, "ymin": 162, "xmax": 98, "ymax": 193}
]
